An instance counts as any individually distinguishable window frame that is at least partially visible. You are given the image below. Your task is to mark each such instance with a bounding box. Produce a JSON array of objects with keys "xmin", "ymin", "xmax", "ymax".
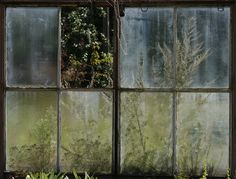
[{"xmin": 0, "ymin": 0, "xmax": 236, "ymax": 178}]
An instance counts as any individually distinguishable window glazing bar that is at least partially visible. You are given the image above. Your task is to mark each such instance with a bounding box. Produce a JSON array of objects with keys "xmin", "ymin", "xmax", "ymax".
[{"xmin": 0, "ymin": 5, "xmax": 5, "ymax": 179}]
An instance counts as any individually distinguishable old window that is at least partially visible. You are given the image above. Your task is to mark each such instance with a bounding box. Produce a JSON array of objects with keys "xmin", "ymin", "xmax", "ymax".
[
  {"xmin": 0, "ymin": 1, "xmax": 235, "ymax": 179},
  {"xmin": 5, "ymin": 6, "xmax": 113, "ymax": 174},
  {"xmin": 120, "ymin": 7, "xmax": 230, "ymax": 177}
]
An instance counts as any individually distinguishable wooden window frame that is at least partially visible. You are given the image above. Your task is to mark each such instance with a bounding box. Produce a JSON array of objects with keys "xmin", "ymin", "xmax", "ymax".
[{"xmin": 0, "ymin": 0, "xmax": 236, "ymax": 178}]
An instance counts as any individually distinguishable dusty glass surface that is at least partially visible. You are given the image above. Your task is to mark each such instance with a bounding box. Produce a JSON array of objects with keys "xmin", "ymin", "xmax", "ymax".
[
  {"xmin": 176, "ymin": 93, "xmax": 229, "ymax": 176},
  {"xmin": 176, "ymin": 8, "xmax": 230, "ymax": 88},
  {"xmin": 6, "ymin": 8, "xmax": 59, "ymax": 87},
  {"xmin": 120, "ymin": 8, "xmax": 229, "ymax": 89},
  {"xmin": 60, "ymin": 91, "xmax": 112, "ymax": 173},
  {"xmin": 6, "ymin": 91, "xmax": 57, "ymax": 171},
  {"xmin": 61, "ymin": 7, "xmax": 113, "ymax": 88},
  {"xmin": 120, "ymin": 92, "xmax": 173, "ymax": 175},
  {"xmin": 120, "ymin": 8, "xmax": 174, "ymax": 88}
]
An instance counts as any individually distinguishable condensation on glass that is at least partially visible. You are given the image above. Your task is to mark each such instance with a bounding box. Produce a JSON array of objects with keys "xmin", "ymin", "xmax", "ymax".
[
  {"xmin": 120, "ymin": 92, "xmax": 173, "ymax": 175},
  {"xmin": 176, "ymin": 93, "xmax": 229, "ymax": 176},
  {"xmin": 177, "ymin": 8, "xmax": 230, "ymax": 88},
  {"xmin": 6, "ymin": 8, "xmax": 59, "ymax": 87},
  {"xmin": 6, "ymin": 91, "xmax": 57, "ymax": 171},
  {"xmin": 61, "ymin": 7, "xmax": 113, "ymax": 88},
  {"xmin": 120, "ymin": 8, "xmax": 174, "ymax": 88},
  {"xmin": 60, "ymin": 91, "xmax": 112, "ymax": 173}
]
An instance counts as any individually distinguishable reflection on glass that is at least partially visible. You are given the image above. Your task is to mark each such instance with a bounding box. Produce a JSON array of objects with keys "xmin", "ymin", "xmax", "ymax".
[
  {"xmin": 6, "ymin": 8, "xmax": 59, "ymax": 87},
  {"xmin": 61, "ymin": 7, "xmax": 113, "ymax": 88},
  {"xmin": 177, "ymin": 93, "xmax": 229, "ymax": 176},
  {"xmin": 60, "ymin": 91, "xmax": 112, "ymax": 173},
  {"xmin": 176, "ymin": 8, "xmax": 230, "ymax": 88},
  {"xmin": 120, "ymin": 92, "xmax": 172, "ymax": 175},
  {"xmin": 6, "ymin": 91, "xmax": 57, "ymax": 171},
  {"xmin": 120, "ymin": 8, "xmax": 174, "ymax": 88}
]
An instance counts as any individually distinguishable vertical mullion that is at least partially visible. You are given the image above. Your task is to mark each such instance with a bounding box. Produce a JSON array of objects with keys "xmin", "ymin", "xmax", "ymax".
[
  {"xmin": 56, "ymin": 90, "xmax": 61, "ymax": 172},
  {"xmin": 230, "ymin": 4, "xmax": 236, "ymax": 179},
  {"xmin": 58, "ymin": 8, "xmax": 61, "ymax": 90},
  {"xmin": 113, "ymin": 89, "xmax": 120, "ymax": 177},
  {"xmin": 56, "ymin": 7, "xmax": 61, "ymax": 172},
  {"xmin": 172, "ymin": 7, "xmax": 177, "ymax": 176},
  {"xmin": 172, "ymin": 93, "xmax": 177, "ymax": 175},
  {"xmin": 112, "ymin": 3, "xmax": 120, "ymax": 178},
  {"xmin": 0, "ymin": 5, "xmax": 5, "ymax": 179},
  {"xmin": 114, "ymin": 4, "xmax": 121, "ymax": 178}
]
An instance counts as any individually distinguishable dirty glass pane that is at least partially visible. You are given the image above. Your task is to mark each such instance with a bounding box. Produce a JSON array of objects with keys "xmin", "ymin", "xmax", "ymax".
[
  {"xmin": 176, "ymin": 8, "xmax": 230, "ymax": 88},
  {"xmin": 6, "ymin": 91, "xmax": 57, "ymax": 171},
  {"xmin": 176, "ymin": 93, "xmax": 229, "ymax": 176},
  {"xmin": 120, "ymin": 92, "xmax": 173, "ymax": 175},
  {"xmin": 120, "ymin": 8, "xmax": 174, "ymax": 88},
  {"xmin": 6, "ymin": 8, "xmax": 59, "ymax": 87},
  {"xmin": 60, "ymin": 91, "xmax": 112, "ymax": 173},
  {"xmin": 61, "ymin": 7, "xmax": 113, "ymax": 88}
]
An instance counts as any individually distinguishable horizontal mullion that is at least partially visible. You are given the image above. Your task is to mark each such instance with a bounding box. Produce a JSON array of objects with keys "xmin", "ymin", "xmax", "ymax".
[
  {"xmin": 1, "ymin": 0, "xmax": 113, "ymax": 6},
  {"xmin": 119, "ymin": 0, "xmax": 234, "ymax": 6},
  {"xmin": 0, "ymin": 0, "xmax": 234, "ymax": 6},
  {"xmin": 60, "ymin": 88, "xmax": 114, "ymax": 92},
  {"xmin": 119, "ymin": 88, "xmax": 231, "ymax": 93},
  {"xmin": 5, "ymin": 87, "xmax": 231, "ymax": 93},
  {"xmin": 5, "ymin": 87, "xmax": 114, "ymax": 92},
  {"xmin": 5, "ymin": 87, "xmax": 59, "ymax": 91}
]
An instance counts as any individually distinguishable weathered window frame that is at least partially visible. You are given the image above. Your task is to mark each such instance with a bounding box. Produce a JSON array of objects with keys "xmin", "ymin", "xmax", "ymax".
[{"xmin": 0, "ymin": 0, "xmax": 236, "ymax": 178}]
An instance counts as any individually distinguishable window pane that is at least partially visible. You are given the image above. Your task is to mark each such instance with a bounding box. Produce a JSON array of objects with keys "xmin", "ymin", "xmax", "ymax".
[
  {"xmin": 120, "ymin": 92, "xmax": 173, "ymax": 175},
  {"xmin": 6, "ymin": 91, "xmax": 57, "ymax": 171},
  {"xmin": 176, "ymin": 8, "xmax": 230, "ymax": 88},
  {"xmin": 60, "ymin": 91, "xmax": 112, "ymax": 173},
  {"xmin": 120, "ymin": 8, "xmax": 174, "ymax": 88},
  {"xmin": 6, "ymin": 8, "xmax": 59, "ymax": 87},
  {"xmin": 177, "ymin": 93, "xmax": 229, "ymax": 176},
  {"xmin": 61, "ymin": 7, "xmax": 113, "ymax": 88}
]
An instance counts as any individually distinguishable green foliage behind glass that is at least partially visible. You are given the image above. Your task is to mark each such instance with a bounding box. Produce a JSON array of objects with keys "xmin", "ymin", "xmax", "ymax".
[
  {"xmin": 120, "ymin": 14, "xmax": 228, "ymax": 177},
  {"xmin": 60, "ymin": 92, "xmax": 112, "ymax": 173},
  {"xmin": 61, "ymin": 7, "xmax": 113, "ymax": 88},
  {"xmin": 121, "ymin": 92, "xmax": 172, "ymax": 175},
  {"xmin": 157, "ymin": 17, "xmax": 210, "ymax": 87},
  {"xmin": 9, "ymin": 107, "xmax": 56, "ymax": 172}
]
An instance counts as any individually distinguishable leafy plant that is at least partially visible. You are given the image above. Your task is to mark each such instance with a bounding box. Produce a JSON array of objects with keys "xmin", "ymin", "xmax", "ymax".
[
  {"xmin": 227, "ymin": 168, "xmax": 231, "ymax": 179},
  {"xmin": 26, "ymin": 170, "xmax": 98, "ymax": 179},
  {"xmin": 199, "ymin": 163, "xmax": 208, "ymax": 179},
  {"xmin": 174, "ymin": 168, "xmax": 231, "ymax": 179},
  {"xmin": 26, "ymin": 172, "xmax": 66, "ymax": 179},
  {"xmin": 174, "ymin": 172, "xmax": 189, "ymax": 179},
  {"xmin": 62, "ymin": 137, "xmax": 112, "ymax": 173},
  {"xmin": 121, "ymin": 58, "xmax": 172, "ymax": 175},
  {"xmin": 9, "ymin": 107, "xmax": 56, "ymax": 172},
  {"xmin": 72, "ymin": 169, "xmax": 98, "ymax": 179},
  {"xmin": 61, "ymin": 7, "xmax": 113, "ymax": 88},
  {"xmin": 60, "ymin": 92, "xmax": 112, "ymax": 173},
  {"xmin": 158, "ymin": 16, "xmax": 227, "ymax": 177},
  {"xmin": 157, "ymin": 17, "xmax": 211, "ymax": 88},
  {"xmin": 121, "ymin": 15, "xmax": 212, "ymax": 175}
]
